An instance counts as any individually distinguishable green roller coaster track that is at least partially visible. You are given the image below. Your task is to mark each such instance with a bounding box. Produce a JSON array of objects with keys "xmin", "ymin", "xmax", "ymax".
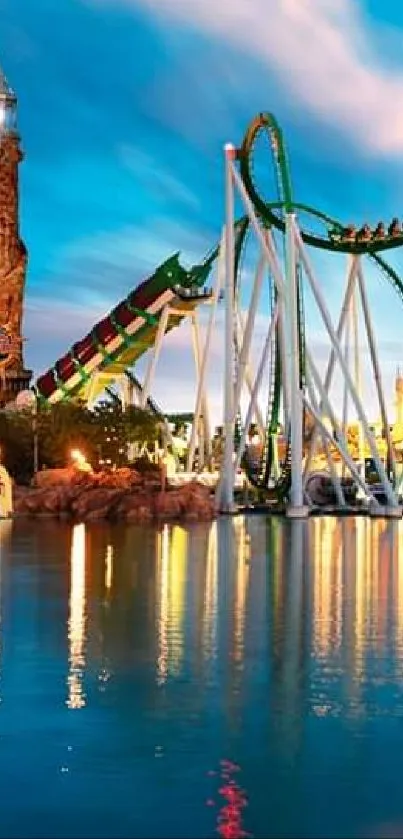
[
  {"xmin": 35, "ymin": 111, "xmax": 403, "ymax": 500},
  {"xmin": 226, "ymin": 111, "xmax": 403, "ymax": 498}
]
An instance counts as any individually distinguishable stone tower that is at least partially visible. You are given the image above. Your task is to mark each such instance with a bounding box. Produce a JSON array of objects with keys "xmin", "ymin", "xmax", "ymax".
[{"xmin": 0, "ymin": 67, "xmax": 31, "ymax": 404}]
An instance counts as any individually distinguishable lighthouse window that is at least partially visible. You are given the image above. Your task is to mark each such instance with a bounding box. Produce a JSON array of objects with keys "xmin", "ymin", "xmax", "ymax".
[
  {"xmin": 4, "ymin": 106, "xmax": 16, "ymax": 132},
  {"xmin": 0, "ymin": 103, "xmax": 17, "ymax": 132}
]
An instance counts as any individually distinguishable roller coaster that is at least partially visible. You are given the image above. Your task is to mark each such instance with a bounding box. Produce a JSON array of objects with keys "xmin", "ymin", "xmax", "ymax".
[{"xmin": 33, "ymin": 112, "xmax": 403, "ymax": 515}]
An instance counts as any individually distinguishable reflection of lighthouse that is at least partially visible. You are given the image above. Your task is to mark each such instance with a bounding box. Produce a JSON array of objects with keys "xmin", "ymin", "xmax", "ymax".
[{"xmin": 0, "ymin": 66, "xmax": 31, "ymax": 403}]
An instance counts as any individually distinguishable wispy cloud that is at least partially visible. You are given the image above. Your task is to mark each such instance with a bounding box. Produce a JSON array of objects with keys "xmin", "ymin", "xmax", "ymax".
[
  {"xmin": 94, "ymin": 0, "xmax": 403, "ymax": 156},
  {"xmin": 59, "ymin": 218, "xmax": 214, "ymax": 290},
  {"xmin": 24, "ymin": 297, "xmax": 104, "ymax": 375},
  {"xmin": 117, "ymin": 145, "xmax": 199, "ymax": 210}
]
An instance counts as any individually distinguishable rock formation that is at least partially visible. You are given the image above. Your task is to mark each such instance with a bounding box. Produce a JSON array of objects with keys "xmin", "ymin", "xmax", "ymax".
[{"xmin": 13, "ymin": 466, "xmax": 216, "ymax": 523}]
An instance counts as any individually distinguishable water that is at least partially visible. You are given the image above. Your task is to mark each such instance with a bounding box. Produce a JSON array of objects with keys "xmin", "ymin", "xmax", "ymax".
[{"xmin": 1, "ymin": 516, "xmax": 403, "ymax": 838}]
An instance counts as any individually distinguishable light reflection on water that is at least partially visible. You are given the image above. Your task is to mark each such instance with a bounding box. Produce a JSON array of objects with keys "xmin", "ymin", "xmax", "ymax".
[
  {"xmin": 202, "ymin": 521, "xmax": 218, "ymax": 664},
  {"xmin": 66, "ymin": 523, "xmax": 86, "ymax": 710},
  {"xmin": 155, "ymin": 524, "xmax": 188, "ymax": 685},
  {"xmin": 2, "ymin": 516, "xmax": 403, "ymax": 837}
]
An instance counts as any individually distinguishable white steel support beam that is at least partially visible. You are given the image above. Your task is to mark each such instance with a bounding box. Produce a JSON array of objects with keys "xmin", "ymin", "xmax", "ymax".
[
  {"xmin": 191, "ymin": 310, "xmax": 213, "ymax": 467},
  {"xmin": 352, "ymin": 281, "xmax": 365, "ymax": 474},
  {"xmin": 302, "ymin": 394, "xmax": 371, "ymax": 502},
  {"xmin": 236, "ymin": 221, "xmax": 290, "ymax": 433},
  {"xmin": 217, "ymin": 153, "xmax": 289, "ymax": 511},
  {"xmin": 230, "ymin": 163, "xmax": 286, "ymax": 299},
  {"xmin": 342, "ymin": 258, "xmax": 352, "ymax": 432},
  {"xmin": 304, "ymin": 255, "xmax": 359, "ymax": 482},
  {"xmin": 121, "ymin": 373, "xmax": 134, "ymax": 411},
  {"xmin": 293, "ymin": 219, "xmax": 397, "ymax": 507},
  {"xmin": 226, "ymin": 194, "xmax": 290, "ymax": 431},
  {"xmin": 357, "ymin": 262, "xmax": 396, "ymax": 483},
  {"xmin": 218, "ymin": 146, "xmax": 237, "ymax": 512},
  {"xmin": 278, "ymin": 293, "xmax": 291, "ymax": 435},
  {"xmin": 187, "ymin": 229, "xmax": 225, "ymax": 473},
  {"xmin": 235, "ymin": 311, "xmax": 265, "ymax": 437},
  {"xmin": 233, "ymin": 304, "xmax": 279, "ymax": 479},
  {"xmin": 125, "ymin": 374, "xmax": 142, "ymax": 408},
  {"xmin": 285, "ymin": 214, "xmax": 305, "ymax": 513},
  {"xmin": 262, "ymin": 230, "xmax": 291, "ymax": 431},
  {"xmin": 140, "ymin": 305, "xmax": 170, "ymax": 409},
  {"xmin": 305, "ymin": 364, "xmax": 345, "ymax": 506},
  {"xmin": 232, "ymin": 251, "xmax": 265, "ymax": 420},
  {"xmin": 341, "ymin": 277, "xmax": 352, "ymax": 478},
  {"xmin": 304, "ymin": 348, "xmax": 377, "ymax": 503}
]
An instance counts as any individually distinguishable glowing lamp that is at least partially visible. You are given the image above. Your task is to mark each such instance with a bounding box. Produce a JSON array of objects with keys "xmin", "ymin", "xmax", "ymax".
[{"xmin": 70, "ymin": 449, "xmax": 92, "ymax": 473}]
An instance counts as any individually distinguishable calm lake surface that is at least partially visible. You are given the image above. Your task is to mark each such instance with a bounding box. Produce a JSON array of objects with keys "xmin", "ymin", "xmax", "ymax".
[{"xmin": 1, "ymin": 515, "xmax": 403, "ymax": 838}]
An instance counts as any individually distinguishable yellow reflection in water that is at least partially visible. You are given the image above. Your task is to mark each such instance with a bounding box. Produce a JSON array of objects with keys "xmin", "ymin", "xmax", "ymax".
[
  {"xmin": 155, "ymin": 525, "xmax": 187, "ymax": 685},
  {"xmin": 0, "ymin": 520, "xmax": 12, "ymax": 547},
  {"xmin": 66, "ymin": 523, "xmax": 87, "ymax": 710},
  {"xmin": 355, "ymin": 517, "xmax": 369, "ymax": 676},
  {"xmin": 310, "ymin": 516, "xmax": 403, "ymax": 690},
  {"xmin": 312, "ymin": 517, "xmax": 342, "ymax": 657},
  {"xmin": 371, "ymin": 520, "xmax": 383, "ymax": 637},
  {"xmin": 232, "ymin": 516, "xmax": 250, "ymax": 666},
  {"xmin": 271, "ymin": 518, "xmax": 284, "ymax": 627},
  {"xmin": 203, "ymin": 521, "xmax": 218, "ymax": 659},
  {"xmin": 105, "ymin": 544, "xmax": 113, "ymax": 591}
]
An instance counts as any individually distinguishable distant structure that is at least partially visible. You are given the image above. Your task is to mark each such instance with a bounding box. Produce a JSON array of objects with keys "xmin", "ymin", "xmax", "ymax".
[
  {"xmin": 396, "ymin": 366, "xmax": 403, "ymax": 428},
  {"xmin": 0, "ymin": 66, "xmax": 31, "ymax": 404}
]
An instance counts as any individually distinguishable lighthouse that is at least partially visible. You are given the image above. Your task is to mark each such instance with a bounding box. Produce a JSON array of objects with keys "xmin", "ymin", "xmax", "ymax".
[{"xmin": 0, "ymin": 66, "xmax": 31, "ymax": 404}]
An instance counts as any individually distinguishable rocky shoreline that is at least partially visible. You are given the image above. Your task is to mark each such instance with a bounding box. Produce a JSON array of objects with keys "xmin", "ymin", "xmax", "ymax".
[{"xmin": 13, "ymin": 466, "xmax": 216, "ymax": 523}]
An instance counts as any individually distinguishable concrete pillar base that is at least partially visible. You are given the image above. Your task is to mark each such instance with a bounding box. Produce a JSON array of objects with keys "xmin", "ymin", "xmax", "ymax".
[
  {"xmin": 286, "ymin": 505, "xmax": 310, "ymax": 519},
  {"xmin": 369, "ymin": 504, "xmax": 402, "ymax": 519}
]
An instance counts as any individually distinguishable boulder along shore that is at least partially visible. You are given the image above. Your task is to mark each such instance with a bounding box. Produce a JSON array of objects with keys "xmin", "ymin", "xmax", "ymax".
[{"xmin": 13, "ymin": 466, "xmax": 216, "ymax": 523}]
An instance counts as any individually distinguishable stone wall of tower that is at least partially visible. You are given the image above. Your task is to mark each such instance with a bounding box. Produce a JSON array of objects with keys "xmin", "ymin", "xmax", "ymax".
[{"xmin": 0, "ymin": 131, "xmax": 31, "ymax": 401}]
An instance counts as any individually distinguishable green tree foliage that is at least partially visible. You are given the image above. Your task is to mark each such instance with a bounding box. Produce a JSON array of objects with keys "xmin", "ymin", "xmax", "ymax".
[
  {"xmin": 166, "ymin": 412, "xmax": 193, "ymax": 426},
  {"xmin": 0, "ymin": 409, "xmax": 35, "ymax": 484},
  {"xmin": 0, "ymin": 400, "xmax": 161, "ymax": 484},
  {"xmin": 91, "ymin": 402, "xmax": 161, "ymax": 468},
  {"xmin": 38, "ymin": 401, "xmax": 100, "ymax": 469}
]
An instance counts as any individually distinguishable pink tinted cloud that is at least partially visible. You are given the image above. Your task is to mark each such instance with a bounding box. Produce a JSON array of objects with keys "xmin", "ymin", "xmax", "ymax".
[{"xmin": 90, "ymin": 0, "xmax": 403, "ymax": 156}]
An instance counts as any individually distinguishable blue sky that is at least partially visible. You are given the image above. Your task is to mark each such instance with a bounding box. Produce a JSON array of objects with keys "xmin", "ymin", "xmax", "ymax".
[{"xmin": 1, "ymin": 0, "xmax": 403, "ymax": 418}]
